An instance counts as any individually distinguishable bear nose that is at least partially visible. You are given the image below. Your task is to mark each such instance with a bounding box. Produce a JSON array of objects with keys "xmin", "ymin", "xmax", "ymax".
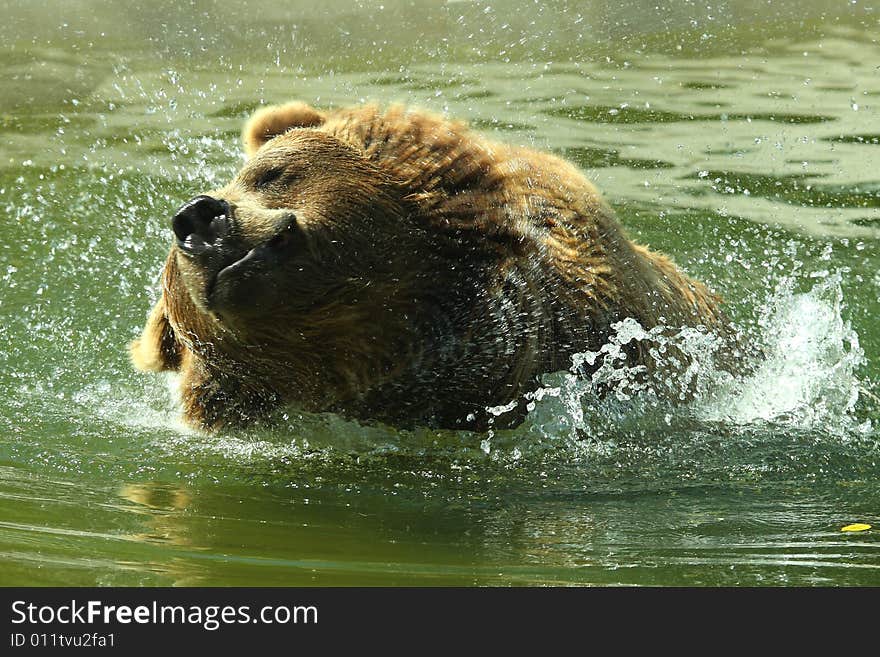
[{"xmin": 172, "ymin": 195, "xmax": 230, "ymax": 254}]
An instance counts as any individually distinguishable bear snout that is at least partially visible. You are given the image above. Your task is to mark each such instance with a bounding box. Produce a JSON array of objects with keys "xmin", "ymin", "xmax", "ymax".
[
  {"xmin": 172, "ymin": 195, "xmax": 230, "ymax": 255},
  {"xmin": 208, "ymin": 237, "xmax": 292, "ymax": 316}
]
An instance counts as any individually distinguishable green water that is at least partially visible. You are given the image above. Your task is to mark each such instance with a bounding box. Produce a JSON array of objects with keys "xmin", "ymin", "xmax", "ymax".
[{"xmin": 1, "ymin": 0, "xmax": 879, "ymax": 586}]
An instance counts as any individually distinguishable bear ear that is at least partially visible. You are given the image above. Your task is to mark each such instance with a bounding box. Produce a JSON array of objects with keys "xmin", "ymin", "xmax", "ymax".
[
  {"xmin": 242, "ymin": 102, "xmax": 326, "ymax": 157},
  {"xmin": 129, "ymin": 296, "xmax": 182, "ymax": 372}
]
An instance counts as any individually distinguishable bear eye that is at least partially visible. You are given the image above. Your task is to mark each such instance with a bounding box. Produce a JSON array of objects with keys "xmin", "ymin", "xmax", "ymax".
[{"xmin": 255, "ymin": 167, "xmax": 285, "ymax": 189}]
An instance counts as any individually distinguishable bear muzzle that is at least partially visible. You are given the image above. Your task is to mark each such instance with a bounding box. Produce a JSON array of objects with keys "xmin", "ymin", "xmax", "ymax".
[
  {"xmin": 172, "ymin": 195, "xmax": 230, "ymax": 255},
  {"xmin": 203, "ymin": 214, "xmax": 303, "ymax": 318}
]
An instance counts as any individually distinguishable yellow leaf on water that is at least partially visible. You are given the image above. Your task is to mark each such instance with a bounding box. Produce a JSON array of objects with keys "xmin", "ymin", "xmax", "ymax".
[{"xmin": 840, "ymin": 523, "xmax": 871, "ymax": 532}]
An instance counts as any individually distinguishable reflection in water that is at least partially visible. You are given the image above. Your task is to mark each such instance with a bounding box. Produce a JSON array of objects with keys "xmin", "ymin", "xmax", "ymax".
[
  {"xmin": 118, "ymin": 482, "xmax": 194, "ymax": 546},
  {"xmin": 1, "ymin": 462, "xmax": 878, "ymax": 585},
  {"xmin": 117, "ymin": 482, "xmax": 206, "ymax": 586}
]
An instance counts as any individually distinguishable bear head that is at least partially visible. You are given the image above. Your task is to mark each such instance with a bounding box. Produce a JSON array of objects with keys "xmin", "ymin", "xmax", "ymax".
[{"xmin": 130, "ymin": 103, "xmax": 451, "ymax": 426}]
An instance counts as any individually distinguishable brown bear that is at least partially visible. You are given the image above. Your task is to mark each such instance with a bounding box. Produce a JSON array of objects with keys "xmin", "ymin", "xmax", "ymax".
[{"xmin": 130, "ymin": 101, "xmax": 732, "ymax": 432}]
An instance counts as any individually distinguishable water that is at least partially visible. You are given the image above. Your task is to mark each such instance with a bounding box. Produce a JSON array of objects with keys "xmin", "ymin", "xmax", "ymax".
[{"xmin": 1, "ymin": 0, "xmax": 879, "ymax": 586}]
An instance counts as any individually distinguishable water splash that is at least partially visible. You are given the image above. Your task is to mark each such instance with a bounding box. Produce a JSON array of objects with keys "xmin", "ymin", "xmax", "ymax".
[
  {"xmin": 70, "ymin": 376, "xmax": 191, "ymax": 435},
  {"xmin": 696, "ymin": 273, "xmax": 868, "ymax": 432},
  {"xmin": 500, "ymin": 272, "xmax": 873, "ymax": 451}
]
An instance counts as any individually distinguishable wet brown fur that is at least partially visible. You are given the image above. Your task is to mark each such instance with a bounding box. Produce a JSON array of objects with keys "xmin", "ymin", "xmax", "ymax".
[{"xmin": 131, "ymin": 101, "xmax": 730, "ymax": 432}]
